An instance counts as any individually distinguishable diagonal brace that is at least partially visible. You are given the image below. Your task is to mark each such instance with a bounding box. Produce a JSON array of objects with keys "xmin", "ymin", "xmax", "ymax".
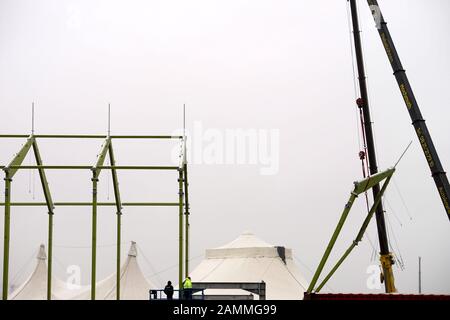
[
  {"xmin": 32, "ymin": 140, "xmax": 56, "ymax": 300},
  {"xmin": 108, "ymin": 143, "xmax": 122, "ymax": 213},
  {"xmin": 307, "ymin": 168, "xmax": 395, "ymax": 293},
  {"xmin": 108, "ymin": 142, "xmax": 123, "ymax": 300},
  {"xmin": 93, "ymin": 138, "xmax": 111, "ymax": 178},
  {"xmin": 32, "ymin": 141, "xmax": 55, "ymax": 213},
  {"xmin": 4, "ymin": 136, "xmax": 34, "ymax": 178},
  {"xmin": 314, "ymin": 172, "xmax": 394, "ymax": 293}
]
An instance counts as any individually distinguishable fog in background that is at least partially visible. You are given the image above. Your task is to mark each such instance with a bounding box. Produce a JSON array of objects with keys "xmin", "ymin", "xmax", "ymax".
[{"xmin": 0, "ymin": 0, "xmax": 449, "ymax": 294}]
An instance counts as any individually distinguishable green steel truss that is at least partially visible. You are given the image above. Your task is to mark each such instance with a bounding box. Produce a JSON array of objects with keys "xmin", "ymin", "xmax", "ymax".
[
  {"xmin": 307, "ymin": 168, "xmax": 395, "ymax": 294},
  {"xmin": 0, "ymin": 134, "xmax": 190, "ymax": 300}
]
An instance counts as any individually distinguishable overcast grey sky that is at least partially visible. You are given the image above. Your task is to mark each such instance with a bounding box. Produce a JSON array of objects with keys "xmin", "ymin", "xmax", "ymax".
[{"xmin": 1, "ymin": 0, "xmax": 449, "ymax": 295}]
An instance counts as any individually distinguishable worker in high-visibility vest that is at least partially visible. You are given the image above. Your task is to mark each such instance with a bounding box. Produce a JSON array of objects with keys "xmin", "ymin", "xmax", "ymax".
[{"xmin": 182, "ymin": 276, "xmax": 192, "ymax": 300}]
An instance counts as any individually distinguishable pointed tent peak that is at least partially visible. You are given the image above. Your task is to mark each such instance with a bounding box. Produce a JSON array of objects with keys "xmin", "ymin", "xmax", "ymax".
[
  {"xmin": 217, "ymin": 231, "xmax": 273, "ymax": 249},
  {"xmin": 128, "ymin": 241, "xmax": 137, "ymax": 257},
  {"xmin": 37, "ymin": 244, "xmax": 46, "ymax": 260}
]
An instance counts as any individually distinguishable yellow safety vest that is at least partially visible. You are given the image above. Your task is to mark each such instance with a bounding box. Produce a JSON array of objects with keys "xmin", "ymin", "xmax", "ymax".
[{"xmin": 183, "ymin": 278, "xmax": 192, "ymax": 289}]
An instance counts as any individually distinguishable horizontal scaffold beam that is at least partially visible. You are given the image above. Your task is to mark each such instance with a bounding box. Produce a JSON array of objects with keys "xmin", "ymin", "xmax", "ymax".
[
  {"xmin": 0, "ymin": 165, "xmax": 179, "ymax": 170},
  {"xmin": 0, "ymin": 134, "xmax": 182, "ymax": 139},
  {"xmin": 0, "ymin": 202, "xmax": 179, "ymax": 206}
]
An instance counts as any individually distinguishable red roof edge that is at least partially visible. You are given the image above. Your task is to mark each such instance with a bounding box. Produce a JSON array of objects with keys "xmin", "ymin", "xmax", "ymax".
[{"xmin": 303, "ymin": 293, "xmax": 450, "ymax": 301}]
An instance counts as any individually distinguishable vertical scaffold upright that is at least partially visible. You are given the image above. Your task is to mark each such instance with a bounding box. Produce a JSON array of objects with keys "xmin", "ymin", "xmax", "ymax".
[{"xmin": 0, "ymin": 133, "xmax": 190, "ymax": 300}]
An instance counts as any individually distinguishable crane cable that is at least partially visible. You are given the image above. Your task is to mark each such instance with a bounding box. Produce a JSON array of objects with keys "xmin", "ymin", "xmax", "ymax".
[
  {"xmin": 53, "ymin": 242, "xmax": 128, "ymax": 249},
  {"xmin": 143, "ymin": 253, "xmax": 204, "ymax": 281},
  {"xmin": 346, "ymin": 0, "xmax": 378, "ymax": 261},
  {"xmin": 347, "ymin": 1, "xmax": 408, "ymax": 271},
  {"xmin": 392, "ymin": 177, "xmax": 414, "ymax": 221},
  {"xmin": 136, "ymin": 243, "xmax": 164, "ymax": 288},
  {"xmin": 384, "ymin": 207, "xmax": 406, "ymax": 270},
  {"xmin": 293, "ymin": 254, "xmax": 335, "ymax": 292},
  {"xmin": 10, "ymin": 248, "xmax": 38, "ymax": 288}
]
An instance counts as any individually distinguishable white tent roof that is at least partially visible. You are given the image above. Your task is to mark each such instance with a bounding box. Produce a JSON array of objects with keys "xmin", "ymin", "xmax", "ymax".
[
  {"xmin": 10, "ymin": 242, "xmax": 155, "ymax": 300},
  {"xmin": 104, "ymin": 241, "xmax": 156, "ymax": 300},
  {"xmin": 189, "ymin": 231, "xmax": 309, "ymax": 300},
  {"xmin": 9, "ymin": 244, "xmax": 70, "ymax": 300},
  {"xmin": 72, "ymin": 241, "xmax": 155, "ymax": 300}
]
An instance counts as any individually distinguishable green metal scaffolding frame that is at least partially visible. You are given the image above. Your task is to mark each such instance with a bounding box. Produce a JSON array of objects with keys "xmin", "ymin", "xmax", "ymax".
[
  {"xmin": 306, "ymin": 168, "xmax": 395, "ymax": 294},
  {"xmin": 0, "ymin": 134, "xmax": 191, "ymax": 300}
]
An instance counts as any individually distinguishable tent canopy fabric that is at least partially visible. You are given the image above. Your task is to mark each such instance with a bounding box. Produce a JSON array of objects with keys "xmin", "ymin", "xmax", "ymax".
[
  {"xmin": 70, "ymin": 241, "xmax": 155, "ymax": 300},
  {"xmin": 190, "ymin": 232, "xmax": 309, "ymax": 300},
  {"xmin": 10, "ymin": 244, "xmax": 56, "ymax": 300},
  {"xmin": 10, "ymin": 241, "xmax": 154, "ymax": 300}
]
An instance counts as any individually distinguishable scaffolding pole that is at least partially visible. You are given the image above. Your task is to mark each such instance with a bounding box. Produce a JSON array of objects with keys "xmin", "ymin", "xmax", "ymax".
[
  {"xmin": 2, "ymin": 172, "xmax": 11, "ymax": 300},
  {"xmin": 90, "ymin": 138, "xmax": 111, "ymax": 300},
  {"xmin": 91, "ymin": 173, "xmax": 98, "ymax": 300},
  {"xmin": 183, "ymin": 163, "xmax": 190, "ymax": 278},
  {"xmin": 2, "ymin": 136, "xmax": 34, "ymax": 300},
  {"xmin": 178, "ymin": 169, "xmax": 184, "ymax": 287}
]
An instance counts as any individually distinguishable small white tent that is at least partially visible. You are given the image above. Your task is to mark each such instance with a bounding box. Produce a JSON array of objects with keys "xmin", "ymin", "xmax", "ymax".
[
  {"xmin": 189, "ymin": 231, "xmax": 309, "ymax": 300},
  {"xmin": 72, "ymin": 241, "xmax": 155, "ymax": 300},
  {"xmin": 104, "ymin": 241, "xmax": 156, "ymax": 300},
  {"xmin": 9, "ymin": 244, "xmax": 69, "ymax": 300},
  {"xmin": 10, "ymin": 241, "xmax": 155, "ymax": 300}
]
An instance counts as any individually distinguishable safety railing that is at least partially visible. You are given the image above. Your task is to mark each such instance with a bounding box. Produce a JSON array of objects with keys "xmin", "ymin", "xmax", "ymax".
[{"xmin": 149, "ymin": 289, "xmax": 205, "ymax": 300}]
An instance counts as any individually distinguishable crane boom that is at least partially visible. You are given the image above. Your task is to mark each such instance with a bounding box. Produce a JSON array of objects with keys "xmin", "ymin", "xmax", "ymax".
[
  {"xmin": 348, "ymin": 0, "xmax": 396, "ymax": 293},
  {"xmin": 366, "ymin": 0, "xmax": 450, "ymax": 222}
]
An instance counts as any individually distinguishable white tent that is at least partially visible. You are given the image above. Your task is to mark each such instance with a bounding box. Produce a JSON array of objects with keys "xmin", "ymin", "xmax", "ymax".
[
  {"xmin": 10, "ymin": 241, "xmax": 155, "ymax": 300},
  {"xmin": 71, "ymin": 241, "xmax": 155, "ymax": 300},
  {"xmin": 189, "ymin": 231, "xmax": 309, "ymax": 300},
  {"xmin": 9, "ymin": 244, "xmax": 70, "ymax": 300}
]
